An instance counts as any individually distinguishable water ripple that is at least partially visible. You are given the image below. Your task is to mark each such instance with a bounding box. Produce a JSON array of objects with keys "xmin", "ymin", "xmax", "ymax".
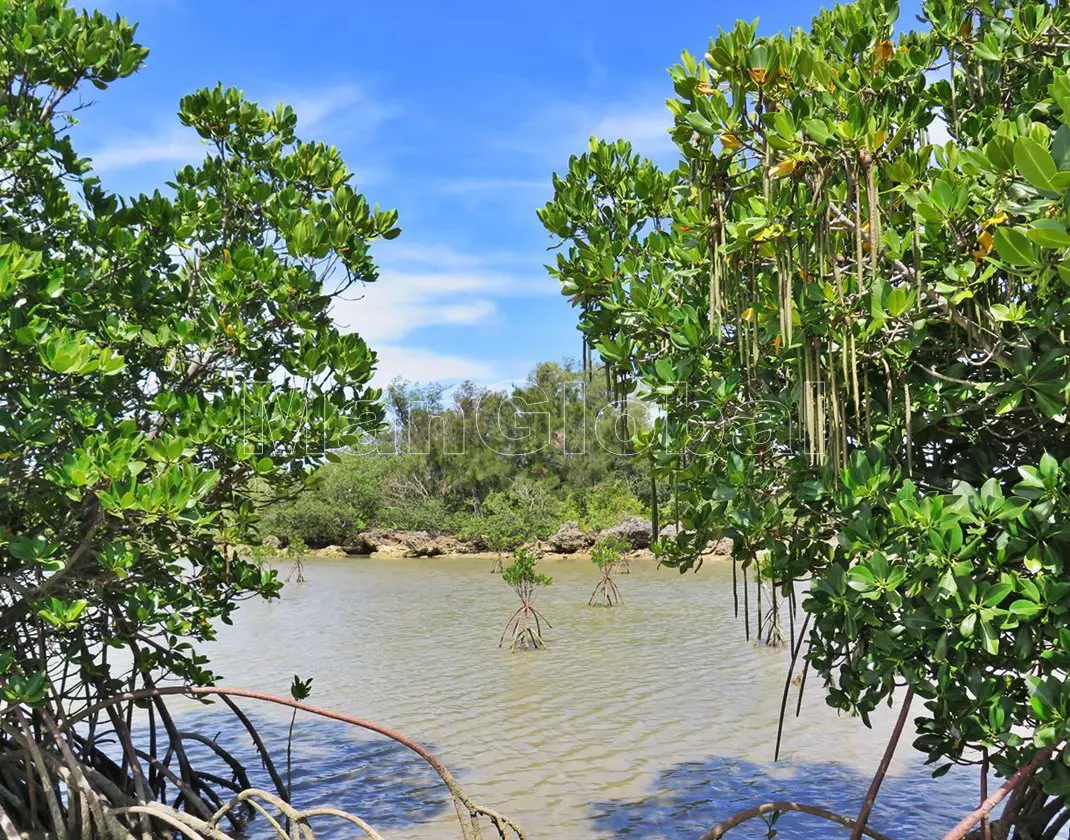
[{"xmin": 178, "ymin": 556, "xmax": 1026, "ymax": 838}]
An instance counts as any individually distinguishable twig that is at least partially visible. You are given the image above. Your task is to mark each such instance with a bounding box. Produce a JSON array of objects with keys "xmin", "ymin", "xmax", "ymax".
[{"xmin": 698, "ymin": 801, "xmax": 894, "ymax": 840}]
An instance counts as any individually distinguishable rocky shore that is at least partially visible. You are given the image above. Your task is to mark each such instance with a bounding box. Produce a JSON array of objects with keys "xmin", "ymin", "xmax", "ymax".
[{"xmin": 253, "ymin": 516, "xmax": 733, "ymax": 562}]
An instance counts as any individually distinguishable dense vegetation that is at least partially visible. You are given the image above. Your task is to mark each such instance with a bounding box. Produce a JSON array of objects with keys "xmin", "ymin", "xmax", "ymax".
[
  {"xmin": 257, "ymin": 360, "xmax": 657, "ymax": 550},
  {"xmin": 0, "ymin": 2, "xmax": 427, "ymax": 837},
  {"xmin": 9, "ymin": 0, "xmax": 1070, "ymax": 836},
  {"xmin": 541, "ymin": 0, "xmax": 1070, "ymax": 836}
]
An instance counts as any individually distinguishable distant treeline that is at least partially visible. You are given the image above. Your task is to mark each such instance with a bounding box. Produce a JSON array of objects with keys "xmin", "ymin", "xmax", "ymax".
[{"xmin": 258, "ymin": 361, "xmax": 663, "ymax": 549}]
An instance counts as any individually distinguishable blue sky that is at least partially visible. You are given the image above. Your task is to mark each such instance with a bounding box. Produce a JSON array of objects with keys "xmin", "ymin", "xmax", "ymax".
[{"xmin": 77, "ymin": 0, "xmax": 924, "ymax": 388}]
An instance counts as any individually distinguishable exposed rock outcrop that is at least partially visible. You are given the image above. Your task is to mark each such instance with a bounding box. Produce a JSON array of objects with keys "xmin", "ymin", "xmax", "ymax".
[
  {"xmin": 704, "ymin": 537, "xmax": 734, "ymax": 556},
  {"xmin": 260, "ymin": 518, "xmax": 737, "ymax": 562},
  {"xmin": 655, "ymin": 523, "xmax": 679, "ymax": 542},
  {"xmin": 310, "ymin": 544, "xmax": 348, "ymax": 558},
  {"xmin": 348, "ymin": 529, "xmax": 479, "ymax": 558},
  {"xmin": 546, "ymin": 521, "xmax": 596, "ymax": 554},
  {"xmin": 602, "ymin": 515, "xmax": 652, "ymax": 549}
]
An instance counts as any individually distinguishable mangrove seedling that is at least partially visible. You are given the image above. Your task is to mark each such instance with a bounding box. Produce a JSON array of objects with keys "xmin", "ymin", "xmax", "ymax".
[
  {"xmin": 287, "ymin": 555, "xmax": 307, "ymax": 583},
  {"xmin": 499, "ymin": 548, "xmax": 553, "ymax": 651},
  {"xmin": 589, "ymin": 535, "xmax": 628, "ymax": 606},
  {"xmin": 486, "ymin": 526, "xmax": 516, "ymax": 573},
  {"xmin": 286, "ymin": 675, "xmax": 313, "ymax": 832}
]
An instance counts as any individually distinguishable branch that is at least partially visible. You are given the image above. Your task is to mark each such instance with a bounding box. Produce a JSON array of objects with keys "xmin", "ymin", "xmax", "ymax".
[
  {"xmin": 697, "ymin": 801, "xmax": 894, "ymax": 840},
  {"xmin": 942, "ymin": 747, "xmax": 1057, "ymax": 840},
  {"xmin": 55, "ymin": 684, "xmax": 528, "ymax": 839}
]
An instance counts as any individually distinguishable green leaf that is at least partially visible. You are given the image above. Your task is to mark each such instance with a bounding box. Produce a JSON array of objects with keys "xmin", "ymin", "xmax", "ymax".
[
  {"xmin": 995, "ymin": 389, "xmax": 1024, "ymax": 414},
  {"xmin": 685, "ymin": 112, "xmax": 718, "ymax": 138},
  {"xmin": 803, "ymin": 119, "xmax": 832, "ymax": 144},
  {"xmin": 1053, "ymin": 125, "xmax": 1070, "ymax": 171},
  {"xmin": 983, "ymin": 582, "xmax": 1013, "ymax": 607},
  {"xmin": 1028, "ymin": 219, "xmax": 1070, "ymax": 249},
  {"xmin": 979, "ymin": 620, "xmax": 999, "ymax": 655},
  {"xmin": 1009, "ymin": 599, "xmax": 1043, "ymax": 618},
  {"xmin": 960, "ymin": 611, "xmax": 977, "ymax": 638},
  {"xmin": 994, "ymin": 227, "xmax": 1037, "ymax": 267},
  {"xmin": 1014, "ymin": 137, "xmax": 1058, "ymax": 192}
]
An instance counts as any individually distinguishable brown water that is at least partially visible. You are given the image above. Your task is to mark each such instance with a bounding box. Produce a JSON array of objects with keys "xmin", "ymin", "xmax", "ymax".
[{"xmin": 185, "ymin": 555, "xmax": 987, "ymax": 839}]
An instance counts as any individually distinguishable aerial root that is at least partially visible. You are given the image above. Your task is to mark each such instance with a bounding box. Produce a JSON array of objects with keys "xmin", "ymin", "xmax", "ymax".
[
  {"xmin": 500, "ymin": 602, "xmax": 550, "ymax": 651},
  {"xmin": 588, "ymin": 570, "xmax": 623, "ymax": 606},
  {"xmin": 0, "ymin": 685, "xmax": 527, "ymax": 840},
  {"xmin": 697, "ymin": 801, "xmax": 894, "ymax": 840}
]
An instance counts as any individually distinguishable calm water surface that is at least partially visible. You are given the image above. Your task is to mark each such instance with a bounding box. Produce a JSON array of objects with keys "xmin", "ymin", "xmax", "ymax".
[{"xmin": 183, "ymin": 555, "xmax": 996, "ymax": 839}]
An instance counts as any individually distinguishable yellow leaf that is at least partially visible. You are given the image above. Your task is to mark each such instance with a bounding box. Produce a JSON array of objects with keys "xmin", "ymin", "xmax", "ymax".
[
  {"xmin": 721, "ymin": 133, "xmax": 742, "ymax": 150},
  {"xmin": 749, "ymin": 68, "xmax": 768, "ymax": 85},
  {"xmin": 972, "ymin": 230, "xmax": 994, "ymax": 260},
  {"xmin": 773, "ymin": 334, "xmax": 782, "ymax": 353},
  {"xmin": 741, "ymin": 307, "xmax": 755, "ymax": 322},
  {"xmin": 982, "ymin": 212, "xmax": 1008, "ymax": 229},
  {"xmin": 872, "ymin": 130, "xmax": 887, "ymax": 148},
  {"xmin": 769, "ymin": 158, "xmax": 799, "ymax": 178},
  {"xmin": 874, "ymin": 40, "xmax": 894, "ymax": 68}
]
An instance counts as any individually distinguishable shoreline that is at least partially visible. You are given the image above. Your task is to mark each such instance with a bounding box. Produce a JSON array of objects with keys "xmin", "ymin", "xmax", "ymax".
[
  {"xmin": 244, "ymin": 518, "xmax": 735, "ymax": 564},
  {"xmin": 270, "ymin": 547, "xmax": 734, "ymax": 565}
]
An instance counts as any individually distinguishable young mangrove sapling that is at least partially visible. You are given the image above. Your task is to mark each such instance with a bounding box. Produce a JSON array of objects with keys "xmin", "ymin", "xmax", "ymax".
[
  {"xmin": 588, "ymin": 535, "xmax": 628, "ymax": 606},
  {"xmin": 499, "ymin": 548, "xmax": 553, "ymax": 651}
]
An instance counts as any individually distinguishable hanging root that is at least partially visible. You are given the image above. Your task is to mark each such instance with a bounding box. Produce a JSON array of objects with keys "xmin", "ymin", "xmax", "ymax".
[
  {"xmin": 757, "ymin": 582, "xmax": 784, "ymax": 646},
  {"xmin": 489, "ymin": 555, "xmax": 505, "ymax": 573},
  {"xmin": 0, "ymin": 685, "xmax": 528, "ymax": 840}
]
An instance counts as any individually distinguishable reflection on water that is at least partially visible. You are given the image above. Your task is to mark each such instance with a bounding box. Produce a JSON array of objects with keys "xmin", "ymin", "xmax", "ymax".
[
  {"xmin": 175, "ymin": 709, "xmax": 453, "ymax": 834},
  {"xmin": 589, "ymin": 755, "xmax": 968, "ymax": 838},
  {"xmin": 187, "ymin": 555, "xmax": 993, "ymax": 838}
]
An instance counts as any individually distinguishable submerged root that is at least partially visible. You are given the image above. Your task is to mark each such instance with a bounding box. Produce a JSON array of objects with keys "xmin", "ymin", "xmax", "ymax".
[
  {"xmin": 698, "ymin": 801, "xmax": 894, "ymax": 840},
  {"xmin": 588, "ymin": 572, "xmax": 623, "ymax": 607},
  {"xmin": 0, "ymin": 686, "xmax": 528, "ymax": 840},
  {"xmin": 500, "ymin": 602, "xmax": 551, "ymax": 651}
]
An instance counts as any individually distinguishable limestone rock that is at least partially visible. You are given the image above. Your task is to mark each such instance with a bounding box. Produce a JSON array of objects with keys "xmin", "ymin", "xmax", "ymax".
[
  {"xmin": 547, "ymin": 521, "xmax": 595, "ymax": 554},
  {"xmin": 311, "ymin": 545, "xmax": 347, "ymax": 558},
  {"xmin": 602, "ymin": 515, "xmax": 653, "ymax": 549}
]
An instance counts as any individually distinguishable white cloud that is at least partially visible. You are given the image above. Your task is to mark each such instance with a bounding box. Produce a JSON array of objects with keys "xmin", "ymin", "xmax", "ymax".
[
  {"xmin": 589, "ymin": 106, "xmax": 676, "ymax": 157},
  {"xmin": 371, "ymin": 345, "xmax": 497, "ymax": 385},
  {"xmin": 437, "ymin": 177, "xmax": 550, "ymax": 195},
  {"xmin": 332, "ymin": 281, "xmax": 497, "ymax": 344},
  {"xmin": 88, "ymin": 128, "xmax": 206, "ymax": 173},
  {"xmin": 504, "ymin": 96, "xmax": 676, "ymax": 165},
  {"xmin": 276, "ymin": 84, "xmax": 399, "ymax": 140},
  {"xmin": 85, "ymin": 83, "xmax": 397, "ymax": 175},
  {"xmin": 376, "ymin": 240, "xmax": 532, "ymax": 271},
  {"xmin": 330, "ymin": 260, "xmax": 548, "ymax": 345},
  {"xmin": 330, "ymin": 241, "xmax": 552, "ymax": 384}
]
